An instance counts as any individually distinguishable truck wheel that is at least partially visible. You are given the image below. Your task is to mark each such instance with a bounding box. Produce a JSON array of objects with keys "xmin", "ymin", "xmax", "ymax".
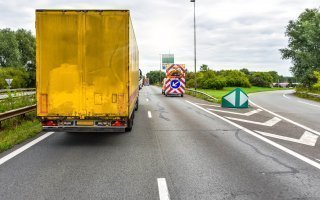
[
  {"xmin": 135, "ymin": 98, "xmax": 139, "ymax": 111},
  {"xmin": 125, "ymin": 112, "xmax": 134, "ymax": 132},
  {"xmin": 181, "ymin": 94, "xmax": 184, "ymax": 97}
]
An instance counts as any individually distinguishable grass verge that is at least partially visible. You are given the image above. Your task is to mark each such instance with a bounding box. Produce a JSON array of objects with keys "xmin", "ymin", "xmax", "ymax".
[
  {"xmin": 0, "ymin": 93, "xmax": 36, "ymax": 113},
  {"xmin": 187, "ymin": 86, "xmax": 287, "ymax": 102},
  {"xmin": 0, "ymin": 112, "xmax": 41, "ymax": 153},
  {"xmin": 294, "ymin": 92, "xmax": 320, "ymax": 103}
]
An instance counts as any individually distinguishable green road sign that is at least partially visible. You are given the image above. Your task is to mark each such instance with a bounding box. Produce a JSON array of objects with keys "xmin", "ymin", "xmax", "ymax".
[
  {"xmin": 221, "ymin": 88, "xmax": 248, "ymax": 108},
  {"xmin": 162, "ymin": 54, "xmax": 174, "ymax": 64}
]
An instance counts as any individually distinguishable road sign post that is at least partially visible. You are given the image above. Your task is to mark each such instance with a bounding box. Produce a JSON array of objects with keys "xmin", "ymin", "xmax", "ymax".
[{"xmin": 222, "ymin": 88, "xmax": 248, "ymax": 108}]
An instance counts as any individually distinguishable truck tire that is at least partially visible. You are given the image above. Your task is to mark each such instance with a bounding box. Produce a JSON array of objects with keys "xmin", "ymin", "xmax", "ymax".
[
  {"xmin": 181, "ymin": 94, "xmax": 183, "ymax": 97},
  {"xmin": 125, "ymin": 112, "xmax": 134, "ymax": 132},
  {"xmin": 135, "ymin": 98, "xmax": 139, "ymax": 111}
]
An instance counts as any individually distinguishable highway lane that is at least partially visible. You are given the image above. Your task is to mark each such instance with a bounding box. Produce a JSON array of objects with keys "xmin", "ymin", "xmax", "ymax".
[
  {"xmin": 0, "ymin": 86, "xmax": 320, "ymax": 199},
  {"xmin": 250, "ymin": 90, "xmax": 320, "ymax": 131}
]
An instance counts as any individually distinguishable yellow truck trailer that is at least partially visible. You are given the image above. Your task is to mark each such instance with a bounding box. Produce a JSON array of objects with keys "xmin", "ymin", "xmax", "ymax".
[{"xmin": 36, "ymin": 10, "xmax": 140, "ymax": 132}]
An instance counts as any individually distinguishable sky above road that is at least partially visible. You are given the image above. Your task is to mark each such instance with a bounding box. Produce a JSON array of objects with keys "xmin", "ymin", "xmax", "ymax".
[{"xmin": 0, "ymin": 0, "xmax": 318, "ymax": 75}]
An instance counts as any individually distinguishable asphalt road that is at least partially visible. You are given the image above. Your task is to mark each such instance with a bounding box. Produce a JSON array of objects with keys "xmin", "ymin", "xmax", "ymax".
[
  {"xmin": 0, "ymin": 86, "xmax": 319, "ymax": 200},
  {"xmin": 250, "ymin": 90, "xmax": 320, "ymax": 132}
]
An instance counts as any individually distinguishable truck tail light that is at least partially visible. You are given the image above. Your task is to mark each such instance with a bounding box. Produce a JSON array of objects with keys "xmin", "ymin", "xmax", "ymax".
[
  {"xmin": 112, "ymin": 120, "xmax": 124, "ymax": 127},
  {"xmin": 42, "ymin": 120, "xmax": 57, "ymax": 126}
]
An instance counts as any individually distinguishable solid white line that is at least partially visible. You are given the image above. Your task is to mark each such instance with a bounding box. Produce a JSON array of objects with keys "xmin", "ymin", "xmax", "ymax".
[
  {"xmin": 157, "ymin": 178, "xmax": 170, "ymax": 200},
  {"xmin": 148, "ymin": 111, "xmax": 152, "ymax": 118},
  {"xmin": 146, "ymin": 98, "xmax": 149, "ymax": 102},
  {"xmin": 186, "ymin": 100, "xmax": 320, "ymax": 170},
  {"xmin": 225, "ymin": 116, "xmax": 281, "ymax": 127},
  {"xmin": 298, "ymin": 100, "xmax": 320, "ymax": 109},
  {"xmin": 194, "ymin": 103, "xmax": 220, "ymax": 107},
  {"xmin": 208, "ymin": 108, "xmax": 262, "ymax": 116},
  {"xmin": 316, "ymin": 159, "xmax": 320, "ymax": 162},
  {"xmin": 255, "ymin": 130, "xmax": 318, "ymax": 146},
  {"xmin": 250, "ymin": 100, "xmax": 320, "ymax": 136},
  {"xmin": 0, "ymin": 132, "xmax": 54, "ymax": 166},
  {"xmin": 283, "ymin": 93, "xmax": 291, "ymax": 99}
]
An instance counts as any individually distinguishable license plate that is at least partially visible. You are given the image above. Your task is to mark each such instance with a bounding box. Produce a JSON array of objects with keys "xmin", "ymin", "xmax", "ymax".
[{"xmin": 77, "ymin": 120, "xmax": 94, "ymax": 126}]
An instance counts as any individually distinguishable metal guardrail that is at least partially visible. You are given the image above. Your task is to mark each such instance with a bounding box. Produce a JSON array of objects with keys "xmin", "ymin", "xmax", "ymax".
[
  {"xmin": 0, "ymin": 88, "xmax": 35, "ymax": 94},
  {"xmin": 0, "ymin": 93, "xmax": 35, "ymax": 101},
  {"xmin": 185, "ymin": 89, "xmax": 219, "ymax": 102},
  {"xmin": 0, "ymin": 105, "xmax": 36, "ymax": 127}
]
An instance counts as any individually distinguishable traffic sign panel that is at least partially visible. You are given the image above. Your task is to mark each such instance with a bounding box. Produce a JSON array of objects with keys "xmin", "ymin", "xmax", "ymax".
[
  {"xmin": 170, "ymin": 79, "xmax": 180, "ymax": 89},
  {"xmin": 222, "ymin": 88, "xmax": 248, "ymax": 108}
]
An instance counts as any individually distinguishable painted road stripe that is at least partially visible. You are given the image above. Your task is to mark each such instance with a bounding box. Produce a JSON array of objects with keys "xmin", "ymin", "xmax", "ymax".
[
  {"xmin": 186, "ymin": 100, "xmax": 320, "ymax": 170},
  {"xmin": 316, "ymin": 159, "xmax": 320, "ymax": 162},
  {"xmin": 298, "ymin": 100, "xmax": 320, "ymax": 109},
  {"xmin": 195, "ymin": 103, "xmax": 220, "ymax": 107},
  {"xmin": 157, "ymin": 178, "xmax": 170, "ymax": 200},
  {"xmin": 255, "ymin": 130, "xmax": 318, "ymax": 146},
  {"xmin": 0, "ymin": 132, "xmax": 54, "ymax": 166},
  {"xmin": 148, "ymin": 111, "xmax": 152, "ymax": 118},
  {"xmin": 146, "ymin": 98, "xmax": 149, "ymax": 102},
  {"xmin": 208, "ymin": 108, "xmax": 262, "ymax": 116},
  {"xmin": 225, "ymin": 116, "xmax": 281, "ymax": 127},
  {"xmin": 250, "ymin": 100, "xmax": 320, "ymax": 136},
  {"xmin": 283, "ymin": 93, "xmax": 291, "ymax": 99}
]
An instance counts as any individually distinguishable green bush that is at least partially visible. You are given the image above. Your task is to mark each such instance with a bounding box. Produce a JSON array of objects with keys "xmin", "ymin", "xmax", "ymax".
[
  {"xmin": 201, "ymin": 77, "xmax": 226, "ymax": 90},
  {"xmin": 218, "ymin": 70, "xmax": 251, "ymax": 87},
  {"xmin": 313, "ymin": 71, "xmax": 320, "ymax": 90},
  {"xmin": 0, "ymin": 67, "xmax": 30, "ymax": 89},
  {"xmin": 186, "ymin": 79, "xmax": 195, "ymax": 88},
  {"xmin": 249, "ymin": 72, "xmax": 273, "ymax": 87}
]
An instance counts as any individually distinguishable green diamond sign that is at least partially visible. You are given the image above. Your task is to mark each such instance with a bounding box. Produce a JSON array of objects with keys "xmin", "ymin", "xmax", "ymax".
[{"xmin": 221, "ymin": 88, "xmax": 248, "ymax": 108}]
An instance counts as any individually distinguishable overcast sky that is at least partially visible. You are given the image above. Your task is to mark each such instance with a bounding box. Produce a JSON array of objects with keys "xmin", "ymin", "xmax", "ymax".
[{"xmin": 0, "ymin": 0, "xmax": 319, "ymax": 76}]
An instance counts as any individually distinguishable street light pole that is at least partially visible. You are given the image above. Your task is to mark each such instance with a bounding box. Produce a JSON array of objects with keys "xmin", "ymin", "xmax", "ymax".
[{"xmin": 190, "ymin": 0, "xmax": 197, "ymax": 90}]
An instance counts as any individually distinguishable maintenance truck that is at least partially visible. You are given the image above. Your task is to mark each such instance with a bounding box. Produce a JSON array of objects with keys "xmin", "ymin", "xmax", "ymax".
[
  {"xmin": 36, "ymin": 10, "xmax": 139, "ymax": 132},
  {"xmin": 162, "ymin": 64, "xmax": 186, "ymax": 97}
]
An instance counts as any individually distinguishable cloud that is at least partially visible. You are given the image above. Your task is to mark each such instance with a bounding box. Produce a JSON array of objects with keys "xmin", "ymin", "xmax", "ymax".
[{"xmin": 0, "ymin": 0, "xmax": 318, "ymax": 76}]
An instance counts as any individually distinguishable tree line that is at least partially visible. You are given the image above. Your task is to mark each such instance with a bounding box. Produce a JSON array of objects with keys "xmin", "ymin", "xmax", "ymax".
[
  {"xmin": 146, "ymin": 65, "xmax": 294, "ymax": 90},
  {"xmin": 280, "ymin": 8, "xmax": 320, "ymax": 91},
  {"xmin": 0, "ymin": 28, "xmax": 35, "ymax": 88}
]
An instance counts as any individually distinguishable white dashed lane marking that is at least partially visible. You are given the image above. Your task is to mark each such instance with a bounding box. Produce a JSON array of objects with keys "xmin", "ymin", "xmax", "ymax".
[
  {"xmin": 148, "ymin": 111, "xmax": 152, "ymax": 118},
  {"xmin": 157, "ymin": 178, "xmax": 170, "ymax": 200}
]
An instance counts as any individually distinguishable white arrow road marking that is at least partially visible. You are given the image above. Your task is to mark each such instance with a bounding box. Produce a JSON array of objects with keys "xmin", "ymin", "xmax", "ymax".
[
  {"xmin": 255, "ymin": 130, "xmax": 319, "ymax": 146},
  {"xmin": 157, "ymin": 178, "xmax": 170, "ymax": 200},
  {"xmin": 208, "ymin": 108, "xmax": 262, "ymax": 116},
  {"xmin": 225, "ymin": 116, "xmax": 281, "ymax": 127}
]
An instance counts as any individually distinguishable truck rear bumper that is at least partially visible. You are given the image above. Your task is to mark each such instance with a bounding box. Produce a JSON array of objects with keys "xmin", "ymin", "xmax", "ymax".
[{"xmin": 43, "ymin": 126, "xmax": 126, "ymax": 133}]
